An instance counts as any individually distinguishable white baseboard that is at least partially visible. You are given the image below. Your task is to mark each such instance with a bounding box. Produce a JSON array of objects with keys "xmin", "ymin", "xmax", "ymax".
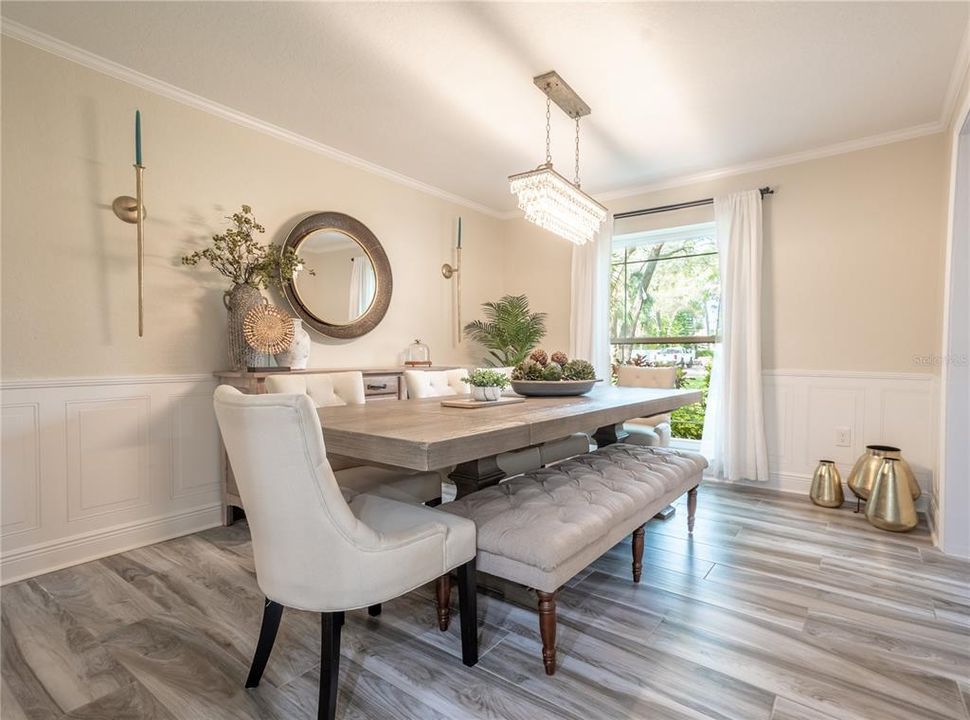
[
  {"xmin": 702, "ymin": 471, "xmax": 932, "ymax": 514},
  {"xmin": 1, "ymin": 503, "xmax": 222, "ymax": 585}
]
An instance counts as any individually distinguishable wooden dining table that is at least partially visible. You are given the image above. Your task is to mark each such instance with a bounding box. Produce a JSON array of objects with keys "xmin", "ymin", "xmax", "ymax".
[{"xmin": 319, "ymin": 384, "xmax": 702, "ymax": 497}]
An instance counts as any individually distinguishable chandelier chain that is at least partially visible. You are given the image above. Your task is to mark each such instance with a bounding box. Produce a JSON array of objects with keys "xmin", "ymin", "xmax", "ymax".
[
  {"xmin": 574, "ymin": 117, "xmax": 581, "ymax": 187},
  {"xmin": 545, "ymin": 97, "xmax": 552, "ymax": 165}
]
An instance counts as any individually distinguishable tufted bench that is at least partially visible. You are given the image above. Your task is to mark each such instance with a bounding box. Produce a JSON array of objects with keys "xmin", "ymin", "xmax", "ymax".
[{"xmin": 435, "ymin": 444, "xmax": 708, "ymax": 674}]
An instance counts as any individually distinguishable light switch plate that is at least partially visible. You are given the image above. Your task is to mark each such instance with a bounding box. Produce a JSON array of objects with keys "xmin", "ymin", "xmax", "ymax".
[{"xmin": 835, "ymin": 426, "xmax": 851, "ymax": 447}]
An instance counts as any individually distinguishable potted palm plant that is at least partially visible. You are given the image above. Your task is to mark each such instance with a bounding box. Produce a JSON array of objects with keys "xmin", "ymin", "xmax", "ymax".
[{"xmin": 463, "ymin": 294, "xmax": 547, "ymax": 367}]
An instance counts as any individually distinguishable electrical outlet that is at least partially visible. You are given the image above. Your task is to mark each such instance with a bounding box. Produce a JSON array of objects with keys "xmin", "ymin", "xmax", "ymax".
[{"xmin": 835, "ymin": 426, "xmax": 851, "ymax": 447}]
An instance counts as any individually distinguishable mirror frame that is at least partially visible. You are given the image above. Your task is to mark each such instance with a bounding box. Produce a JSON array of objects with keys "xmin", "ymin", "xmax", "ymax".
[{"xmin": 281, "ymin": 212, "xmax": 392, "ymax": 339}]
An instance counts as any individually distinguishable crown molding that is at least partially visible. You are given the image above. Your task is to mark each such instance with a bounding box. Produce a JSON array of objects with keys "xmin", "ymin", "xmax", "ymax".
[
  {"xmin": 0, "ymin": 17, "xmax": 958, "ymax": 220},
  {"xmin": 594, "ymin": 121, "xmax": 943, "ymax": 205},
  {"xmin": 0, "ymin": 20, "xmax": 506, "ymax": 219},
  {"xmin": 941, "ymin": 18, "xmax": 970, "ymax": 131}
]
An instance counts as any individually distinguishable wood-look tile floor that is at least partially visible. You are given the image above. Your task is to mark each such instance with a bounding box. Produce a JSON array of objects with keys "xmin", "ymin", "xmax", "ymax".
[{"xmin": 3, "ymin": 483, "xmax": 969, "ymax": 720}]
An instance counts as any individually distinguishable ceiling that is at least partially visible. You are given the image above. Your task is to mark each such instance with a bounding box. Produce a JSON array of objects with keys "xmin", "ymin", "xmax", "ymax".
[{"xmin": 3, "ymin": 2, "xmax": 967, "ymax": 213}]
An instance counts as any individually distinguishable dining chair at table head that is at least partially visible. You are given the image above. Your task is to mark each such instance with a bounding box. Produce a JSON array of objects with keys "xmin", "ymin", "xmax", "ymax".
[
  {"xmin": 615, "ymin": 365, "xmax": 678, "ymax": 447},
  {"xmin": 212, "ymin": 385, "xmax": 478, "ymax": 720}
]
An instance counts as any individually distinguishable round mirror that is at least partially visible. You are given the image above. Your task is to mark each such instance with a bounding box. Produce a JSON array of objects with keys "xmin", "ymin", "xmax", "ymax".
[{"xmin": 282, "ymin": 213, "xmax": 392, "ymax": 339}]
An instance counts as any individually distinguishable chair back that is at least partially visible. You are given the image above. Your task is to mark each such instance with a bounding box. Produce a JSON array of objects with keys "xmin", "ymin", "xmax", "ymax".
[
  {"xmin": 616, "ymin": 365, "xmax": 678, "ymax": 389},
  {"xmin": 265, "ymin": 371, "xmax": 365, "ymax": 407},
  {"xmin": 213, "ymin": 386, "xmax": 380, "ymax": 609},
  {"xmin": 404, "ymin": 369, "xmax": 469, "ymax": 398}
]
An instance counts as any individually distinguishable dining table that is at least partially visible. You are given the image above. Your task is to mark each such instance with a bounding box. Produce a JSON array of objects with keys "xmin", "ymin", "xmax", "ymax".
[{"xmin": 319, "ymin": 384, "xmax": 702, "ymax": 497}]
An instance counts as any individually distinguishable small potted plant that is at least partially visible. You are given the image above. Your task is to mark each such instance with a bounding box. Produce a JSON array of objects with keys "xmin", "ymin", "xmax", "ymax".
[{"xmin": 463, "ymin": 369, "xmax": 510, "ymax": 402}]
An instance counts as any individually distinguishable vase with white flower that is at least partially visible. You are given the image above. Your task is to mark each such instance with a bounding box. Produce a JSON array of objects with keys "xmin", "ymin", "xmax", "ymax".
[{"xmin": 181, "ymin": 205, "xmax": 313, "ymax": 369}]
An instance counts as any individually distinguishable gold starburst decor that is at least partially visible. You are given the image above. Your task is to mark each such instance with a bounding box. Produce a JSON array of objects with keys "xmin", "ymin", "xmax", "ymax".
[{"xmin": 243, "ymin": 302, "xmax": 294, "ymax": 354}]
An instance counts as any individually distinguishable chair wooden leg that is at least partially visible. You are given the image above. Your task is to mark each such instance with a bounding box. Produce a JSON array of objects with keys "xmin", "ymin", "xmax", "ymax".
[
  {"xmin": 435, "ymin": 573, "xmax": 452, "ymax": 631},
  {"xmin": 245, "ymin": 599, "xmax": 283, "ymax": 688},
  {"xmin": 319, "ymin": 611, "xmax": 342, "ymax": 720},
  {"xmin": 536, "ymin": 590, "xmax": 558, "ymax": 675},
  {"xmin": 631, "ymin": 524, "xmax": 645, "ymax": 583},
  {"xmin": 456, "ymin": 558, "xmax": 478, "ymax": 667},
  {"xmin": 367, "ymin": 604, "xmax": 382, "ymax": 617},
  {"xmin": 687, "ymin": 485, "xmax": 698, "ymax": 534}
]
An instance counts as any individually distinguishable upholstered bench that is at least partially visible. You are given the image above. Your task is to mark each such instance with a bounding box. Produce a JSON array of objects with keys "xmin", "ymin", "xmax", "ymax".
[{"xmin": 435, "ymin": 444, "xmax": 707, "ymax": 674}]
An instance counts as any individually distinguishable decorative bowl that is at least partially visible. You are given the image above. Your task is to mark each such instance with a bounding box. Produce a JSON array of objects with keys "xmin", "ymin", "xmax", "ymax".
[{"xmin": 510, "ymin": 379, "xmax": 602, "ymax": 397}]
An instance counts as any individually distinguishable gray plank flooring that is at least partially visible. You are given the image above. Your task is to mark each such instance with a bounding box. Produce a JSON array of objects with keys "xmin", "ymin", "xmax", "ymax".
[{"xmin": 3, "ymin": 482, "xmax": 969, "ymax": 720}]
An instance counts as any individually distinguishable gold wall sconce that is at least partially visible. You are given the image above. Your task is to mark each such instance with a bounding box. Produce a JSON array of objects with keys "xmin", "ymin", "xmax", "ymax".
[
  {"xmin": 111, "ymin": 110, "xmax": 146, "ymax": 337},
  {"xmin": 441, "ymin": 216, "xmax": 462, "ymax": 343}
]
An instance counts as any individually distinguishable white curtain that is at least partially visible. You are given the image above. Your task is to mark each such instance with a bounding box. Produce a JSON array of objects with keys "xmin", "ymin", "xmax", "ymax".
[
  {"xmin": 347, "ymin": 256, "xmax": 375, "ymax": 321},
  {"xmin": 701, "ymin": 190, "xmax": 770, "ymax": 482},
  {"xmin": 570, "ymin": 215, "xmax": 613, "ymax": 380}
]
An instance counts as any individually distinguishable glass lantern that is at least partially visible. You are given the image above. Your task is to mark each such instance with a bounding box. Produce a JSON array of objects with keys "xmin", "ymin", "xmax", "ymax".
[{"xmin": 405, "ymin": 339, "xmax": 432, "ymax": 367}]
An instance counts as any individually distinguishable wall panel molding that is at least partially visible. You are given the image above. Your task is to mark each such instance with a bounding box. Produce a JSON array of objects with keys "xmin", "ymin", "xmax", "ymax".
[
  {"xmin": 66, "ymin": 396, "xmax": 151, "ymax": 522},
  {"xmin": 751, "ymin": 371, "xmax": 938, "ymax": 515},
  {"xmin": 0, "ymin": 374, "xmax": 222, "ymax": 583},
  {"xmin": 1, "ymin": 403, "xmax": 42, "ymax": 537}
]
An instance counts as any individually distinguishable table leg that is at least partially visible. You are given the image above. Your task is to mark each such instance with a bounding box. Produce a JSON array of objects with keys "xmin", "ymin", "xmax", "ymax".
[
  {"xmin": 449, "ymin": 456, "xmax": 506, "ymax": 498},
  {"xmin": 592, "ymin": 423, "xmax": 630, "ymax": 447}
]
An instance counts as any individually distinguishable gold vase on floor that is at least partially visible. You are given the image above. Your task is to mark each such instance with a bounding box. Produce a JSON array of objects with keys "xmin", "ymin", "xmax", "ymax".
[
  {"xmin": 809, "ymin": 460, "xmax": 844, "ymax": 508},
  {"xmin": 865, "ymin": 459, "xmax": 918, "ymax": 532},
  {"xmin": 846, "ymin": 445, "xmax": 920, "ymax": 501}
]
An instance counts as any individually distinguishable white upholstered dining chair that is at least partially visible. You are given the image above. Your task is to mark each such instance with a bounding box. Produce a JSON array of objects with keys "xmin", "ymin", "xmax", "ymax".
[
  {"xmin": 403, "ymin": 368, "xmax": 469, "ymax": 398},
  {"xmin": 213, "ymin": 386, "xmax": 478, "ymax": 720},
  {"xmin": 616, "ymin": 365, "xmax": 678, "ymax": 447},
  {"xmin": 265, "ymin": 371, "xmax": 365, "ymax": 407},
  {"xmin": 265, "ymin": 372, "xmax": 442, "ymax": 505}
]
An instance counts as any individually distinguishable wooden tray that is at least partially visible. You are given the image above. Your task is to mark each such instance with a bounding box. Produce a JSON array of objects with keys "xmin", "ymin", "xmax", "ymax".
[{"xmin": 440, "ymin": 396, "xmax": 525, "ymax": 409}]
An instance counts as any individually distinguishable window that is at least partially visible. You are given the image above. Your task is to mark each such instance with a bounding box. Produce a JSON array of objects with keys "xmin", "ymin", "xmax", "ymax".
[{"xmin": 610, "ymin": 222, "xmax": 718, "ymax": 440}]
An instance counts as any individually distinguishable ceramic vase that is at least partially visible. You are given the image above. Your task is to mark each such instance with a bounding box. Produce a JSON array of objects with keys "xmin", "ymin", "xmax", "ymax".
[
  {"xmin": 224, "ymin": 283, "xmax": 263, "ymax": 370},
  {"xmin": 274, "ymin": 319, "xmax": 311, "ymax": 369},
  {"xmin": 809, "ymin": 460, "xmax": 844, "ymax": 508},
  {"xmin": 846, "ymin": 445, "xmax": 920, "ymax": 501},
  {"xmin": 865, "ymin": 459, "xmax": 918, "ymax": 532},
  {"xmin": 471, "ymin": 386, "xmax": 502, "ymax": 402}
]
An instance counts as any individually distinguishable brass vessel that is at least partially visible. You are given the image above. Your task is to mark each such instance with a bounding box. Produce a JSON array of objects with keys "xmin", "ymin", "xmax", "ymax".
[
  {"xmin": 809, "ymin": 460, "xmax": 844, "ymax": 508},
  {"xmin": 865, "ymin": 459, "xmax": 918, "ymax": 532},
  {"xmin": 846, "ymin": 445, "xmax": 920, "ymax": 501}
]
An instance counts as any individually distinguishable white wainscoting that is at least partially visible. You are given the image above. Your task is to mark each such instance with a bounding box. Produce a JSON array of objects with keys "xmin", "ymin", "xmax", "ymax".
[
  {"xmin": 0, "ymin": 374, "xmax": 223, "ymax": 584},
  {"xmin": 758, "ymin": 370, "xmax": 938, "ymax": 514}
]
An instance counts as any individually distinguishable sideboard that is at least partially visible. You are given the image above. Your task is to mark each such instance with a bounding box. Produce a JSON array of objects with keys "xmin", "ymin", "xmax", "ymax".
[{"xmin": 213, "ymin": 366, "xmax": 460, "ymax": 523}]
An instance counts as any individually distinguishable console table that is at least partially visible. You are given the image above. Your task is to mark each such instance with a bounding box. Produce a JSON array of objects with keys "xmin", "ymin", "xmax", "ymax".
[{"xmin": 213, "ymin": 366, "xmax": 459, "ymax": 523}]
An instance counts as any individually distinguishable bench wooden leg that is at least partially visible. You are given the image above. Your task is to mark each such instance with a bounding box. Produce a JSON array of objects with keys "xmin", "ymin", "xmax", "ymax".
[
  {"xmin": 435, "ymin": 573, "xmax": 452, "ymax": 631},
  {"xmin": 688, "ymin": 485, "xmax": 698, "ymax": 533},
  {"xmin": 536, "ymin": 590, "xmax": 558, "ymax": 675},
  {"xmin": 632, "ymin": 525, "xmax": 645, "ymax": 583}
]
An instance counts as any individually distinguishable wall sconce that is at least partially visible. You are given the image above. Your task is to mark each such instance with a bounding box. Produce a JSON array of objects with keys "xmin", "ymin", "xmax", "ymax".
[
  {"xmin": 441, "ymin": 217, "xmax": 462, "ymax": 343},
  {"xmin": 111, "ymin": 110, "xmax": 146, "ymax": 337}
]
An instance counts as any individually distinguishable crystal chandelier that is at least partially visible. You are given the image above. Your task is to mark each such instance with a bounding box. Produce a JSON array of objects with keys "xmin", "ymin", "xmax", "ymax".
[{"xmin": 509, "ymin": 72, "xmax": 607, "ymax": 245}]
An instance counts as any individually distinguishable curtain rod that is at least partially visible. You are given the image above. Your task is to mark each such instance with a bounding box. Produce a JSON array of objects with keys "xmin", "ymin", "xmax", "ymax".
[{"xmin": 613, "ymin": 186, "xmax": 774, "ymax": 220}]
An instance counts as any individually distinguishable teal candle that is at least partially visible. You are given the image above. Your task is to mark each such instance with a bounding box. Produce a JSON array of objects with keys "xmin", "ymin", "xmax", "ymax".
[
  {"xmin": 457, "ymin": 216, "xmax": 462, "ymax": 249},
  {"xmin": 135, "ymin": 110, "xmax": 142, "ymax": 166}
]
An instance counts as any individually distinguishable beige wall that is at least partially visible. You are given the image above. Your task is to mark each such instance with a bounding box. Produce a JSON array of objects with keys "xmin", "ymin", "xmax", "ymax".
[
  {"xmin": 501, "ymin": 219, "xmax": 573, "ymax": 355},
  {"xmin": 507, "ymin": 134, "xmax": 948, "ymax": 374},
  {"xmin": 0, "ymin": 38, "xmax": 950, "ymax": 380},
  {"xmin": 1, "ymin": 39, "xmax": 506, "ymax": 379}
]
